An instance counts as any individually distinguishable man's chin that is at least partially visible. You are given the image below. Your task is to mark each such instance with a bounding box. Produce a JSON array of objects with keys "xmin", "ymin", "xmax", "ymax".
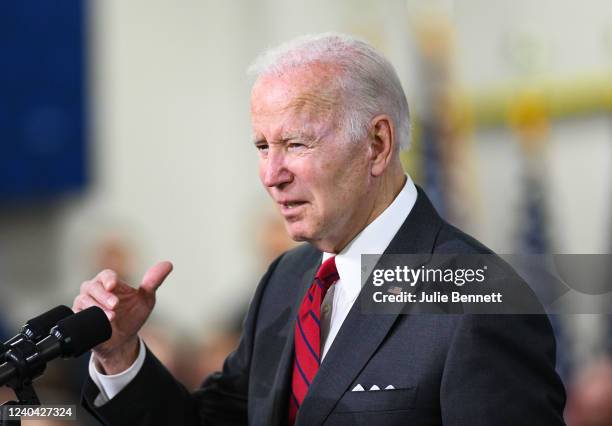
[
  {"xmin": 285, "ymin": 224, "xmax": 313, "ymax": 243},
  {"xmin": 286, "ymin": 231, "xmax": 309, "ymax": 243}
]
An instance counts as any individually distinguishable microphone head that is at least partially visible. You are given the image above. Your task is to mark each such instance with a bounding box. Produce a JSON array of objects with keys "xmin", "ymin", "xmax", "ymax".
[
  {"xmin": 23, "ymin": 305, "xmax": 74, "ymax": 342},
  {"xmin": 54, "ymin": 306, "xmax": 112, "ymax": 357}
]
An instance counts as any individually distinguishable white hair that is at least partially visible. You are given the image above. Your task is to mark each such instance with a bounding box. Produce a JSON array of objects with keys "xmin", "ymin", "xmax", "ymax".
[{"xmin": 248, "ymin": 32, "xmax": 411, "ymax": 151}]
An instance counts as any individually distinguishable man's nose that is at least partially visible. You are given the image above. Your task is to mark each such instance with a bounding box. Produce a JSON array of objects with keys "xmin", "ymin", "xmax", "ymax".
[{"xmin": 262, "ymin": 151, "xmax": 293, "ymax": 188}]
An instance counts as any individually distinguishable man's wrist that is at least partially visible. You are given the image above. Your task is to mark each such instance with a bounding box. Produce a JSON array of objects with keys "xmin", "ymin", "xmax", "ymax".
[
  {"xmin": 89, "ymin": 337, "xmax": 146, "ymax": 405},
  {"xmin": 94, "ymin": 337, "xmax": 140, "ymax": 375}
]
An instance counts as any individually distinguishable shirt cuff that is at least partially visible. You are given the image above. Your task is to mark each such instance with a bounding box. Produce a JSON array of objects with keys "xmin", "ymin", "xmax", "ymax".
[{"xmin": 88, "ymin": 337, "xmax": 146, "ymax": 407}]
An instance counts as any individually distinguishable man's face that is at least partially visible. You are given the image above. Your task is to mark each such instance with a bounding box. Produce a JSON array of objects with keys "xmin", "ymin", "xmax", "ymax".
[{"xmin": 250, "ymin": 66, "xmax": 373, "ymax": 252}]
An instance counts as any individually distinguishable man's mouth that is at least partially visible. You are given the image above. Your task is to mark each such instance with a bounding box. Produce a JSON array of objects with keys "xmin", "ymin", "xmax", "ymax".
[
  {"xmin": 278, "ymin": 201, "xmax": 307, "ymax": 214},
  {"xmin": 282, "ymin": 202, "xmax": 305, "ymax": 209}
]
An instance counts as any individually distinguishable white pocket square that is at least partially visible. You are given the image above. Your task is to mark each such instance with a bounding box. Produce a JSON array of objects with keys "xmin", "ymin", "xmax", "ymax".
[{"xmin": 351, "ymin": 384, "xmax": 396, "ymax": 392}]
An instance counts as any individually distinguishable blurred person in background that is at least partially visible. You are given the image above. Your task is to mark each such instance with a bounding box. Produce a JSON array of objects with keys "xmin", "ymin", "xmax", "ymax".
[
  {"xmin": 191, "ymin": 210, "xmax": 297, "ymax": 388},
  {"xmin": 565, "ymin": 356, "xmax": 612, "ymax": 426},
  {"xmin": 254, "ymin": 207, "xmax": 299, "ymax": 270},
  {"xmin": 190, "ymin": 320, "xmax": 243, "ymax": 392},
  {"xmin": 72, "ymin": 33, "xmax": 565, "ymax": 425},
  {"xmin": 0, "ymin": 313, "xmax": 8, "ymax": 342},
  {"xmin": 0, "ymin": 388, "xmax": 15, "ymax": 413},
  {"xmin": 0, "ymin": 311, "xmax": 10, "ymax": 404},
  {"xmin": 90, "ymin": 231, "xmax": 138, "ymax": 287}
]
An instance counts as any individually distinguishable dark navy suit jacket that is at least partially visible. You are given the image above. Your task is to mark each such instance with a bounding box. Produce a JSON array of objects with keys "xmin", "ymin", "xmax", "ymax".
[{"xmin": 83, "ymin": 187, "xmax": 566, "ymax": 425}]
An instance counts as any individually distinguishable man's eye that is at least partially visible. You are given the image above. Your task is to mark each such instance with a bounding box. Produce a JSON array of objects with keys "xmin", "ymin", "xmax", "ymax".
[
  {"xmin": 256, "ymin": 144, "xmax": 269, "ymax": 152},
  {"xmin": 288, "ymin": 143, "xmax": 305, "ymax": 151}
]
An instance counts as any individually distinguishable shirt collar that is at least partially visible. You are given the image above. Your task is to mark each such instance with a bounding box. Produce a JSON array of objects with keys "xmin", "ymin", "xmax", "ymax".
[{"xmin": 322, "ymin": 174, "xmax": 418, "ymax": 294}]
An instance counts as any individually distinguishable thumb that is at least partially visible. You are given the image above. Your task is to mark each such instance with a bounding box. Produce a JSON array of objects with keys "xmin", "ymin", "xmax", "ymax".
[{"xmin": 140, "ymin": 261, "xmax": 173, "ymax": 294}]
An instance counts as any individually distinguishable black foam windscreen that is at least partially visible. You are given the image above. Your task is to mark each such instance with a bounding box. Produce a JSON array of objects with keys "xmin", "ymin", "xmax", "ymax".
[
  {"xmin": 55, "ymin": 306, "xmax": 112, "ymax": 357},
  {"xmin": 24, "ymin": 305, "xmax": 74, "ymax": 341}
]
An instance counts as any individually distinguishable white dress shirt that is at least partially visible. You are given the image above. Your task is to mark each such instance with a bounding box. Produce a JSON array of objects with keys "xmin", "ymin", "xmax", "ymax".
[
  {"xmin": 320, "ymin": 174, "xmax": 416, "ymax": 359},
  {"xmin": 90, "ymin": 174, "xmax": 417, "ymax": 405}
]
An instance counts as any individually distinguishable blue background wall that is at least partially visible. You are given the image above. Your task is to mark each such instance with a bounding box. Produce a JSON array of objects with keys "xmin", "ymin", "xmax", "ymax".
[{"xmin": 0, "ymin": 1, "xmax": 87, "ymax": 202}]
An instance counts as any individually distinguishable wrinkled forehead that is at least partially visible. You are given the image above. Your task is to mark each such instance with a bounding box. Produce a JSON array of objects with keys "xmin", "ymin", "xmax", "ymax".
[{"xmin": 250, "ymin": 64, "xmax": 344, "ymax": 121}]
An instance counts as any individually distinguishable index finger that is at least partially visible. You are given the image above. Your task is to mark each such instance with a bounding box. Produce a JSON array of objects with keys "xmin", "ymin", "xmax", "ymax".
[{"xmin": 96, "ymin": 269, "xmax": 120, "ymax": 291}]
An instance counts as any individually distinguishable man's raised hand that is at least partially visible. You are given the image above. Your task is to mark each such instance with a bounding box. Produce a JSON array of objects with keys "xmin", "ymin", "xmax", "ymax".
[{"xmin": 72, "ymin": 261, "xmax": 173, "ymax": 374}]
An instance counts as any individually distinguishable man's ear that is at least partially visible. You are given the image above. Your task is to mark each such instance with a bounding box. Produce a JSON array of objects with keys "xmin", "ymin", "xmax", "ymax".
[{"xmin": 368, "ymin": 115, "xmax": 395, "ymax": 177}]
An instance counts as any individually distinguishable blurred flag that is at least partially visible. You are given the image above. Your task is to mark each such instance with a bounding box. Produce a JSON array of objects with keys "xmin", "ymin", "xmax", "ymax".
[
  {"xmin": 411, "ymin": 13, "xmax": 481, "ymax": 232},
  {"xmin": 510, "ymin": 90, "xmax": 573, "ymax": 381}
]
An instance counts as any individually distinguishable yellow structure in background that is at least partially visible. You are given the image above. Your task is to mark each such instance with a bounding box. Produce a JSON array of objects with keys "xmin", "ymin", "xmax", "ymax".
[
  {"xmin": 474, "ymin": 74, "xmax": 612, "ymax": 130},
  {"xmin": 401, "ymin": 11, "xmax": 612, "ymax": 233}
]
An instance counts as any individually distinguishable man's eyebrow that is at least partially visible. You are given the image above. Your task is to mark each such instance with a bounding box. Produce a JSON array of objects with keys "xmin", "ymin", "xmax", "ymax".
[
  {"xmin": 280, "ymin": 134, "xmax": 313, "ymax": 142},
  {"xmin": 252, "ymin": 133, "xmax": 316, "ymax": 145}
]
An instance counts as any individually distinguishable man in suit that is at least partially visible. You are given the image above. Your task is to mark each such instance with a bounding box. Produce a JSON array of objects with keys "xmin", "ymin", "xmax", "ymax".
[{"xmin": 74, "ymin": 33, "xmax": 566, "ymax": 425}]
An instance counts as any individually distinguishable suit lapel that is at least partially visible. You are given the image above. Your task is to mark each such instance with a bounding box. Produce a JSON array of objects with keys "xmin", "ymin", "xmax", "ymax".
[
  {"xmin": 296, "ymin": 186, "xmax": 443, "ymax": 426},
  {"xmin": 266, "ymin": 250, "xmax": 321, "ymax": 426}
]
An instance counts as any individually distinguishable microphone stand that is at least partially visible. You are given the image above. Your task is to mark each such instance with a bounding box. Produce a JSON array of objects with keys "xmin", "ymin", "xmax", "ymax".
[
  {"xmin": 0, "ymin": 306, "xmax": 111, "ymax": 425},
  {"xmin": 1, "ymin": 382, "xmax": 40, "ymax": 426},
  {"xmin": 1, "ymin": 341, "xmax": 42, "ymax": 426}
]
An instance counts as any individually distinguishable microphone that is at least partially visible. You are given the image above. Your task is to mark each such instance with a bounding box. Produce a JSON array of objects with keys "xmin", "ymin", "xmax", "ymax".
[
  {"xmin": 1, "ymin": 305, "xmax": 74, "ymax": 362},
  {"xmin": 41, "ymin": 305, "xmax": 112, "ymax": 358},
  {"xmin": 19, "ymin": 305, "xmax": 75, "ymax": 343},
  {"xmin": 3, "ymin": 305, "xmax": 74, "ymax": 346},
  {"xmin": 0, "ymin": 306, "xmax": 112, "ymax": 387}
]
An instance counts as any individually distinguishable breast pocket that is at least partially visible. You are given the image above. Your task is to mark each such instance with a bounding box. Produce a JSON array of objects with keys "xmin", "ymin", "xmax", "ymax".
[{"xmin": 334, "ymin": 386, "xmax": 418, "ymax": 413}]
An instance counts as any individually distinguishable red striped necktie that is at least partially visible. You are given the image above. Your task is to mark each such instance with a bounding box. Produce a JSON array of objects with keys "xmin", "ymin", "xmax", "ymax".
[{"xmin": 288, "ymin": 256, "xmax": 339, "ymax": 425}]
